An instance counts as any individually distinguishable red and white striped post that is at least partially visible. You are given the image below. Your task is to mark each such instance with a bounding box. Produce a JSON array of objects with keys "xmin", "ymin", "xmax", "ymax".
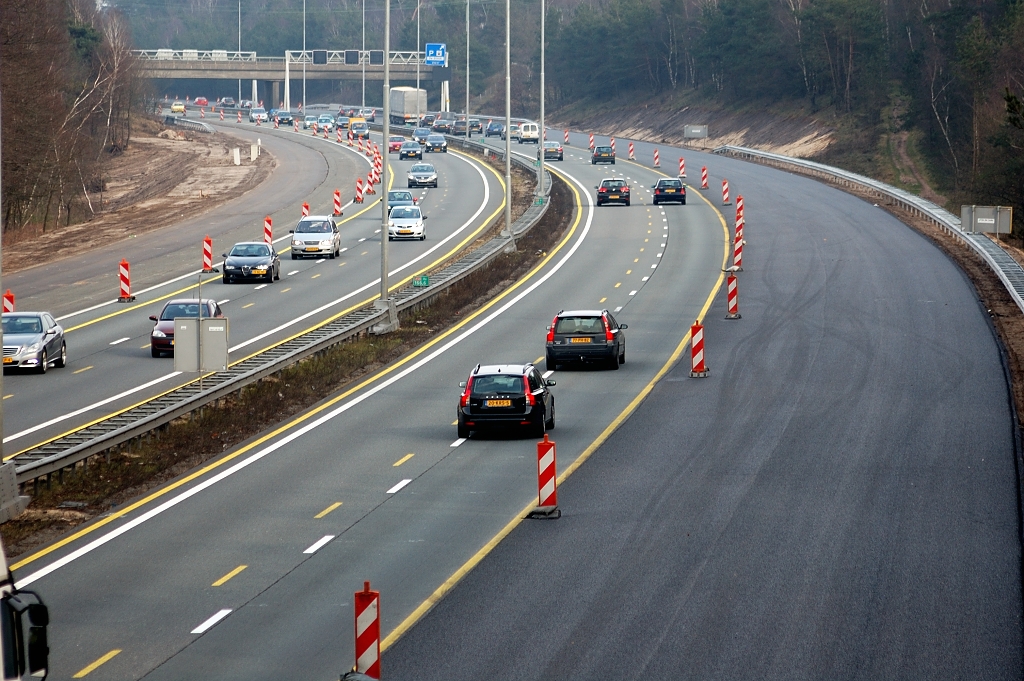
[
  {"xmin": 564, "ymin": 129, "xmax": 569, "ymax": 145},
  {"xmin": 628, "ymin": 142, "xmax": 635, "ymax": 160},
  {"xmin": 333, "ymin": 189, "xmax": 342, "ymax": 216},
  {"xmin": 354, "ymin": 582, "xmax": 381, "ymax": 679},
  {"xmin": 323, "ymin": 128, "xmax": 329, "ymax": 140},
  {"xmin": 736, "ymin": 214, "xmax": 744, "ymax": 241},
  {"xmin": 348, "ymin": 130, "xmax": 354, "ymax": 146},
  {"xmin": 726, "ymin": 274, "xmax": 741, "ymax": 319},
  {"xmin": 118, "ymin": 259, "xmax": 135, "ymax": 302},
  {"xmin": 532, "ymin": 434, "xmax": 559, "ymax": 518},
  {"xmin": 311, "ymin": 122, "xmax": 318, "ymax": 135},
  {"xmin": 736, "ymin": 195, "xmax": 745, "ymax": 221},
  {"xmin": 293, "ymin": 121, "xmax": 299, "ymax": 133},
  {"xmin": 2, "ymin": 290, "xmax": 14, "ymax": 313},
  {"xmin": 690, "ymin": 320, "xmax": 708, "ymax": 377},
  {"xmin": 263, "ymin": 216, "xmax": 273, "ymax": 244},
  {"xmin": 365, "ymin": 171, "xmax": 375, "ymax": 194},
  {"xmin": 678, "ymin": 157, "xmax": 686, "ymax": 177},
  {"xmin": 337, "ymin": 128, "xmax": 343, "ymax": 143},
  {"xmin": 701, "ymin": 166, "xmax": 709, "ymax": 190},
  {"xmin": 273, "ymin": 116, "xmax": 279, "ymax": 129},
  {"xmin": 219, "ymin": 109, "xmax": 225, "ymax": 121},
  {"xmin": 653, "ymin": 149, "xmax": 661, "ymax": 167},
  {"xmin": 610, "ymin": 137, "xmax": 616, "ymax": 154},
  {"xmin": 733, "ymin": 234, "xmax": 744, "ymax": 271},
  {"xmin": 237, "ymin": 111, "xmax": 242, "ymax": 123},
  {"xmin": 182, "ymin": 105, "xmax": 187, "ymax": 118},
  {"xmin": 589, "ymin": 133, "xmax": 594, "ymax": 149},
  {"xmin": 301, "ymin": 202, "xmax": 310, "ymax": 218},
  {"xmin": 357, "ymin": 138, "xmax": 364, "ymax": 154},
  {"xmin": 543, "ymin": 128, "xmax": 547, "ymax": 140},
  {"xmin": 202, "ymin": 236, "xmax": 216, "ymax": 273},
  {"xmin": 355, "ymin": 177, "xmax": 364, "ymax": 203},
  {"xmin": 722, "ymin": 179, "xmax": 731, "ymax": 205},
  {"xmin": 255, "ymin": 116, "xmax": 261, "ymax": 127},
  {"xmin": 199, "ymin": 108, "xmax": 205, "ymax": 119}
]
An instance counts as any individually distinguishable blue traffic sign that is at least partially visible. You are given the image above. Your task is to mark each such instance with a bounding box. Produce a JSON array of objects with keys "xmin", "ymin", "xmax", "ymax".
[{"xmin": 424, "ymin": 43, "xmax": 447, "ymax": 66}]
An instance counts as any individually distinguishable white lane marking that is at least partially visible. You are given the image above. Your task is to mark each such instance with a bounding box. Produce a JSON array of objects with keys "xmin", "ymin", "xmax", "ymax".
[
  {"xmin": 15, "ymin": 165, "xmax": 595, "ymax": 589},
  {"xmin": 374, "ymin": 229, "xmax": 381, "ymax": 234},
  {"xmin": 191, "ymin": 609, "xmax": 232, "ymax": 634},
  {"xmin": 651, "ymin": 264, "xmax": 657, "ymax": 269},
  {"xmin": 303, "ymin": 535, "xmax": 336, "ymax": 554},
  {"xmin": 642, "ymin": 276, "xmax": 650, "ymax": 282},
  {"xmin": 315, "ymin": 258, "xmax": 326, "ymax": 264},
  {"xmin": 629, "ymin": 290, "xmax": 638, "ymax": 296},
  {"xmin": 254, "ymin": 284, "xmax": 268, "ymax": 290},
  {"xmin": 661, "ymin": 243, "xmax": 666, "ymax": 247},
  {"xmin": 340, "ymin": 247, "xmax": 348, "ymax": 253},
  {"xmin": 3, "ymin": 372, "xmax": 183, "ymax": 444},
  {"xmin": 614, "ymin": 306, "xmax": 623, "ymax": 312},
  {"xmin": 109, "ymin": 338, "xmax": 130, "ymax": 345},
  {"xmin": 657, "ymin": 253, "xmax": 663, "ymax": 258},
  {"xmin": 542, "ymin": 370, "xmax": 554, "ymax": 379},
  {"xmin": 358, "ymin": 238, "xmax": 367, "ymax": 242},
  {"xmin": 287, "ymin": 270, "xmax": 299, "ymax": 276},
  {"xmin": 217, "ymin": 299, "xmax": 230, "ymax": 305},
  {"xmin": 387, "ymin": 479, "xmax": 412, "ymax": 494},
  {"xmin": 450, "ymin": 438, "xmax": 466, "ymax": 448}
]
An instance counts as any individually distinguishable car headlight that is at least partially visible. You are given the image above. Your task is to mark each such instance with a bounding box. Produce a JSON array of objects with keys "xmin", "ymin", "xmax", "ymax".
[
  {"xmin": 319, "ymin": 239, "xmax": 332, "ymax": 246},
  {"xmin": 151, "ymin": 329, "xmax": 167, "ymax": 338},
  {"xmin": 388, "ymin": 222, "xmax": 395, "ymax": 228},
  {"xmin": 292, "ymin": 240, "xmax": 302, "ymax": 246},
  {"xmin": 24, "ymin": 341, "xmax": 42, "ymax": 353}
]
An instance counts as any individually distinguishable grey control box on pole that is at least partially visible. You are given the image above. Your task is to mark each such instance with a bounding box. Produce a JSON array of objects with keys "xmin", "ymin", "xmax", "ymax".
[
  {"xmin": 961, "ymin": 205, "xmax": 1013, "ymax": 235},
  {"xmin": 173, "ymin": 318, "xmax": 229, "ymax": 373}
]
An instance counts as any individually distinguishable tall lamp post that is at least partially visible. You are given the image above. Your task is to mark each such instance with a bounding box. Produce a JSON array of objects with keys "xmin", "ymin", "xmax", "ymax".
[
  {"xmin": 378, "ymin": 0, "xmax": 395, "ymax": 326},
  {"xmin": 537, "ymin": 0, "xmax": 545, "ymax": 194},
  {"xmin": 503, "ymin": 0, "xmax": 512, "ymax": 247},
  {"xmin": 237, "ymin": 0, "xmax": 241, "ymax": 102},
  {"xmin": 362, "ymin": 0, "xmax": 366, "ymax": 107},
  {"xmin": 465, "ymin": 0, "xmax": 470, "ymax": 133},
  {"xmin": 416, "ymin": 0, "xmax": 420, "ymax": 123},
  {"xmin": 302, "ymin": 0, "xmax": 306, "ymax": 109}
]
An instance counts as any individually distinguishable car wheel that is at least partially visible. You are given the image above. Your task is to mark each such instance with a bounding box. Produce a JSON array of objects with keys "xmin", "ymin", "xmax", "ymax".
[
  {"xmin": 328, "ymin": 249, "xmax": 335, "ymax": 260},
  {"xmin": 291, "ymin": 253, "xmax": 297, "ymax": 260},
  {"xmin": 55, "ymin": 341, "xmax": 67, "ymax": 368},
  {"xmin": 546, "ymin": 350, "xmax": 558, "ymax": 371},
  {"xmin": 545, "ymin": 402, "xmax": 555, "ymax": 430},
  {"xmin": 611, "ymin": 160, "xmax": 616, "ymax": 164},
  {"xmin": 36, "ymin": 349, "xmax": 47, "ymax": 374},
  {"xmin": 408, "ymin": 183, "xmax": 414, "ymax": 188},
  {"xmin": 420, "ymin": 233, "xmax": 426, "ymax": 241},
  {"xmin": 151, "ymin": 346, "xmax": 161, "ymax": 358},
  {"xmin": 591, "ymin": 160, "xmax": 595, "ymax": 165},
  {"xmin": 388, "ymin": 235, "xmax": 394, "ymax": 241},
  {"xmin": 625, "ymin": 200, "xmax": 631, "ymax": 206},
  {"xmin": 682, "ymin": 199, "xmax": 686, "ymax": 205},
  {"xmin": 457, "ymin": 421, "xmax": 470, "ymax": 439},
  {"xmin": 532, "ymin": 416, "xmax": 546, "ymax": 438},
  {"xmin": 608, "ymin": 354, "xmax": 620, "ymax": 370}
]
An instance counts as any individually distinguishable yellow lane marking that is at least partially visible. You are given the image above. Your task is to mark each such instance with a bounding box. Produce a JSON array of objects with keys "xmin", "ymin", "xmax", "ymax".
[
  {"xmin": 140, "ymin": 344, "xmax": 150, "ymax": 349},
  {"xmin": 381, "ymin": 162, "xmax": 730, "ymax": 654},
  {"xmin": 534, "ymin": 356, "xmax": 544, "ymax": 364},
  {"xmin": 451, "ymin": 420, "xmax": 458, "ymax": 426},
  {"xmin": 2, "ymin": 394, "xmax": 12, "ymax": 400},
  {"xmin": 361, "ymin": 251, "xmax": 368, "ymax": 255},
  {"xmin": 645, "ymin": 238, "xmax": 649, "ymax": 242},
  {"xmin": 73, "ymin": 649, "xmax": 122, "ymax": 678},
  {"xmin": 599, "ymin": 297, "xmax": 607, "ymax": 303},
  {"xmin": 393, "ymin": 453, "xmax": 415, "ymax": 467},
  {"xmin": 9, "ymin": 162, "xmax": 529, "ymax": 572},
  {"xmin": 640, "ymin": 248, "xmax": 645, "ymax": 252},
  {"xmin": 315, "ymin": 502, "xmax": 343, "ymax": 518},
  {"xmin": 243, "ymin": 303, "xmax": 255, "ymax": 309},
  {"xmin": 280, "ymin": 288, "xmax": 291, "ymax": 293},
  {"xmin": 633, "ymin": 258, "xmax": 639, "ymax": 263},
  {"xmin": 311, "ymin": 273, "xmax": 321, "ymax": 279},
  {"xmin": 212, "ymin": 565, "xmax": 247, "ymax": 586},
  {"xmin": 614, "ymin": 282, "xmax": 621, "ymax": 288},
  {"xmin": 626, "ymin": 270, "xmax": 632, "ymax": 275},
  {"xmin": 338, "ymin": 262, "xmax": 347, "ymax": 267},
  {"xmin": 73, "ymin": 366, "xmax": 94, "ymax": 374},
  {"xmin": 5, "ymin": 153, "xmax": 507, "ymax": 464}
]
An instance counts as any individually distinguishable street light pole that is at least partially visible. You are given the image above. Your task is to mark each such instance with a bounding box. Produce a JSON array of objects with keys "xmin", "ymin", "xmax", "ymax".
[
  {"xmin": 302, "ymin": 0, "xmax": 306, "ymax": 109},
  {"xmin": 380, "ymin": 0, "xmax": 392, "ymax": 306},
  {"xmin": 362, "ymin": 0, "xmax": 366, "ymax": 107},
  {"xmin": 416, "ymin": 0, "xmax": 420, "ymax": 123},
  {"xmin": 538, "ymin": 0, "xmax": 545, "ymax": 194},
  {"xmin": 237, "ymin": 0, "xmax": 241, "ymax": 102},
  {"xmin": 503, "ymin": 0, "xmax": 512, "ymax": 248},
  {"xmin": 465, "ymin": 0, "xmax": 470, "ymax": 134}
]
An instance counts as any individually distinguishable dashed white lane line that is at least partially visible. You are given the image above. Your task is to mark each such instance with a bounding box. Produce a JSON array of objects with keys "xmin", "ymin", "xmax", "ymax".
[
  {"xmin": 287, "ymin": 270, "xmax": 299, "ymax": 276},
  {"xmin": 614, "ymin": 306, "xmax": 623, "ymax": 312},
  {"xmin": 450, "ymin": 438, "xmax": 466, "ymax": 448},
  {"xmin": 109, "ymin": 338, "xmax": 129, "ymax": 345},
  {"xmin": 387, "ymin": 479, "xmax": 412, "ymax": 494},
  {"xmin": 629, "ymin": 290, "xmax": 638, "ymax": 296},
  {"xmin": 642, "ymin": 276, "xmax": 650, "ymax": 282},
  {"xmin": 303, "ymin": 535, "xmax": 336, "ymax": 554},
  {"xmin": 254, "ymin": 284, "xmax": 268, "ymax": 290},
  {"xmin": 358, "ymin": 238, "xmax": 367, "ymax": 242},
  {"xmin": 315, "ymin": 258, "xmax": 326, "ymax": 264},
  {"xmin": 651, "ymin": 264, "xmax": 658, "ymax": 269},
  {"xmin": 542, "ymin": 370, "xmax": 554, "ymax": 379},
  {"xmin": 191, "ymin": 609, "xmax": 232, "ymax": 634},
  {"xmin": 657, "ymin": 253, "xmax": 663, "ymax": 258},
  {"xmin": 339, "ymin": 247, "xmax": 348, "ymax": 253},
  {"xmin": 217, "ymin": 299, "xmax": 230, "ymax": 305}
]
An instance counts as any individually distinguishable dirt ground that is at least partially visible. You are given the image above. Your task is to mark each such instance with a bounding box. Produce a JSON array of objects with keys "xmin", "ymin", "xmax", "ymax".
[{"xmin": 2, "ymin": 117, "xmax": 275, "ymax": 275}]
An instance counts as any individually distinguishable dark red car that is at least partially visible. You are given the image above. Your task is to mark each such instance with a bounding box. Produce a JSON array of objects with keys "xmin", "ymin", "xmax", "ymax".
[{"xmin": 150, "ymin": 298, "xmax": 224, "ymax": 358}]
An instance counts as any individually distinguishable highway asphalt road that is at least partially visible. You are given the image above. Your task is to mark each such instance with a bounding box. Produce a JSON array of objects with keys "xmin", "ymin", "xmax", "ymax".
[
  {"xmin": 2, "ymin": 124, "xmax": 505, "ymax": 456},
  {"xmin": 10, "ymin": 145, "xmax": 730, "ymax": 679},
  {"xmin": 382, "ymin": 139, "xmax": 1023, "ymax": 679}
]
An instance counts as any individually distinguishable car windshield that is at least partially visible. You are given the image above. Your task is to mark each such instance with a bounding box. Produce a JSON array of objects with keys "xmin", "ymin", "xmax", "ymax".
[
  {"xmin": 414, "ymin": 128, "xmax": 431, "ymax": 136},
  {"xmin": 544, "ymin": 141, "xmax": 559, "ymax": 148},
  {"xmin": 2, "ymin": 315, "xmax": 42, "ymax": 334},
  {"xmin": 390, "ymin": 207, "xmax": 420, "ymax": 219},
  {"xmin": 295, "ymin": 219, "xmax": 332, "ymax": 234},
  {"xmin": 305, "ymin": 116, "xmax": 317, "ymax": 122},
  {"xmin": 389, "ymin": 191, "xmax": 413, "ymax": 202},
  {"xmin": 389, "ymin": 136, "xmax": 405, "ymax": 143},
  {"xmin": 602, "ymin": 180, "xmax": 627, "ymax": 189},
  {"xmin": 596, "ymin": 146, "xmax": 613, "ymax": 153},
  {"xmin": 402, "ymin": 142, "xmax": 419, "ymax": 148},
  {"xmin": 229, "ymin": 244, "xmax": 271, "ymax": 257},
  {"xmin": 510, "ymin": 124, "xmax": 520, "ymax": 131},
  {"xmin": 427, "ymin": 135, "xmax": 445, "ymax": 143},
  {"xmin": 471, "ymin": 374, "xmax": 524, "ymax": 395},
  {"xmin": 319, "ymin": 115, "xmax": 333, "ymax": 121},
  {"xmin": 160, "ymin": 303, "xmax": 204, "ymax": 320},
  {"xmin": 351, "ymin": 123, "xmax": 367, "ymax": 129},
  {"xmin": 252, "ymin": 108, "xmax": 266, "ymax": 114},
  {"xmin": 411, "ymin": 164, "xmax": 434, "ymax": 173},
  {"xmin": 555, "ymin": 316, "xmax": 605, "ymax": 335},
  {"xmin": 659, "ymin": 180, "xmax": 683, "ymax": 188}
]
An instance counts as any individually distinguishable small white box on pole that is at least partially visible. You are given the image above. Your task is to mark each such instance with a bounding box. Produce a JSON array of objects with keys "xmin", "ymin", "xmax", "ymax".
[
  {"xmin": 233, "ymin": 148, "xmax": 240, "ymax": 166},
  {"xmin": 250, "ymin": 144, "xmax": 258, "ymax": 162}
]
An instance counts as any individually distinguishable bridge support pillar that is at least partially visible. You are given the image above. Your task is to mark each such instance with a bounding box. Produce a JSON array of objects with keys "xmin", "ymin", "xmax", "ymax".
[{"xmin": 271, "ymin": 81, "xmax": 281, "ymax": 109}]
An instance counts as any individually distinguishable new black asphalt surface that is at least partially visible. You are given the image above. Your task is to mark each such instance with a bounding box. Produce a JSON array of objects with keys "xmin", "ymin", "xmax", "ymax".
[{"xmin": 382, "ymin": 146, "xmax": 1023, "ymax": 679}]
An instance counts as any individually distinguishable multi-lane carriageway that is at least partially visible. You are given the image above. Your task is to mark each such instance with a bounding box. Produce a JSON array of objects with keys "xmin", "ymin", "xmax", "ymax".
[{"xmin": 6, "ymin": 122, "xmax": 1022, "ymax": 679}]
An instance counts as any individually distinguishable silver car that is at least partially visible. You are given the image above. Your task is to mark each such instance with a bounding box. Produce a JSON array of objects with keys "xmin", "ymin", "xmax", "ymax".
[
  {"xmin": 2, "ymin": 312, "xmax": 66, "ymax": 373},
  {"xmin": 407, "ymin": 163, "xmax": 438, "ymax": 188},
  {"xmin": 388, "ymin": 205, "xmax": 427, "ymax": 241},
  {"xmin": 290, "ymin": 216, "xmax": 342, "ymax": 259},
  {"xmin": 317, "ymin": 114, "xmax": 335, "ymax": 132}
]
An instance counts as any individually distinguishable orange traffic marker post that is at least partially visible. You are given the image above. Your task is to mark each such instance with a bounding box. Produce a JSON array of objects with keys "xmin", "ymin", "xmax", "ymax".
[
  {"xmin": 527, "ymin": 434, "xmax": 561, "ymax": 519},
  {"xmin": 354, "ymin": 582, "xmax": 380, "ymax": 679},
  {"xmin": 690, "ymin": 320, "xmax": 709, "ymax": 377}
]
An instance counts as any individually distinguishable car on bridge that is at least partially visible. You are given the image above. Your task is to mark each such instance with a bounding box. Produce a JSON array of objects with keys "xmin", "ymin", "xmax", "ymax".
[
  {"xmin": 195, "ymin": 96, "xmax": 209, "ymax": 106},
  {"xmin": 545, "ymin": 309, "xmax": 627, "ymax": 370},
  {"xmin": 335, "ymin": 115, "xmax": 349, "ymax": 130},
  {"xmin": 170, "ymin": 100, "xmax": 185, "ymax": 114},
  {"xmin": 360, "ymin": 107, "xmax": 376, "ymax": 122},
  {"xmin": 290, "ymin": 216, "xmax": 341, "ymax": 259},
  {"xmin": 220, "ymin": 97, "xmax": 236, "ymax": 108},
  {"xmin": 652, "ymin": 178, "xmax": 686, "ymax": 205},
  {"xmin": 424, "ymin": 134, "xmax": 448, "ymax": 153},
  {"xmin": 519, "ymin": 122, "xmax": 540, "ymax": 144},
  {"xmin": 2, "ymin": 312, "xmax": 66, "ymax": 373},
  {"xmin": 303, "ymin": 114, "xmax": 318, "ymax": 129},
  {"xmin": 457, "ymin": 363, "xmax": 555, "ymax": 438},
  {"xmin": 501, "ymin": 123, "xmax": 521, "ymax": 142},
  {"xmin": 432, "ymin": 118, "xmax": 454, "ymax": 134},
  {"xmin": 469, "ymin": 119, "xmax": 482, "ymax": 134},
  {"xmin": 221, "ymin": 242, "xmax": 281, "ymax": 284},
  {"xmin": 276, "ymin": 110, "xmax": 295, "ymax": 125},
  {"xmin": 387, "ymin": 205, "xmax": 427, "ymax": 241},
  {"xmin": 318, "ymin": 114, "xmax": 335, "ymax": 132},
  {"xmin": 350, "ymin": 119, "xmax": 370, "ymax": 139},
  {"xmin": 149, "ymin": 299, "xmax": 224, "ymax": 358},
  {"xmin": 485, "ymin": 121, "xmax": 503, "ymax": 137},
  {"xmin": 453, "ymin": 120, "xmax": 468, "ymax": 136},
  {"xmin": 399, "ymin": 141, "xmax": 423, "ymax": 160},
  {"xmin": 592, "ymin": 145, "xmax": 615, "ymax": 164},
  {"xmin": 596, "ymin": 178, "xmax": 630, "ymax": 206},
  {"xmin": 407, "ymin": 162, "xmax": 438, "ymax": 188}
]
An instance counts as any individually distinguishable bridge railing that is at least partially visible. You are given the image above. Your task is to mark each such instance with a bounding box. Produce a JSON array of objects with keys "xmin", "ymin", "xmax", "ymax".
[
  {"xmin": 134, "ymin": 49, "xmax": 257, "ymax": 61},
  {"xmin": 714, "ymin": 144, "xmax": 1024, "ymax": 314},
  {"xmin": 285, "ymin": 50, "xmax": 426, "ymax": 65}
]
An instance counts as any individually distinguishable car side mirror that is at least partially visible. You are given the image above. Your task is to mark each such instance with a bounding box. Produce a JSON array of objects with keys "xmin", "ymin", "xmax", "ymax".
[
  {"xmin": 149, "ymin": 315, "xmax": 158, "ymax": 321},
  {"xmin": 620, "ymin": 324, "xmax": 628, "ymax": 330},
  {"xmin": 222, "ymin": 253, "xmax": 227, "ymax": 258},
  {"xmin": 422, "ymin": 216, "xmax": 428, "ymax": 220},
  {"xmin": 546, "ymin": 380, "xmax": 556, "ymax": 386},
  {"xmin": 459, "ymin": 381, "xmax": 466, "ymax": 388},
  {"xmin": 289, "ymin": 229, "xmax": 294, "ymax": 233},
  {"xmin": 594, "ymin": 186, "xmax": 599, "ymax": 189}
]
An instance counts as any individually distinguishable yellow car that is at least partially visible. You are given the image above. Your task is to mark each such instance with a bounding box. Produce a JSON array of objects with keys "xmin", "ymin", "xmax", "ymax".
[{"xmin": 170, "ymin": 101, "xmax": 185, "ymax": 114}]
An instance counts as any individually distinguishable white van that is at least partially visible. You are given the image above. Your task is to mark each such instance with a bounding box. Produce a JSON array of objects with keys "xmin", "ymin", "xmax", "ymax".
[{"xmin": 519, "ymin": 122, "xmax": 540, "ymax": 144}]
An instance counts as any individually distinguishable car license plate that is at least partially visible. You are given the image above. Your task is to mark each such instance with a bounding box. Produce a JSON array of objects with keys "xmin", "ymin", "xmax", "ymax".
[
  {"xmin": 305, "ymin": 247, "xmax": 320, "ymax": 252},
  {"xmin": 485, "ymin": 399, "xmax": 511, "ymax": 407},
  {"xmin": 610, "ymin": 195, "xmax": 619, "ymax": 199},
  {"xmin": 2, "ymin": 357, "xmax": 12, "ymax": 364},
  {"xmin": 171, "ymin": 340, "xmax": 174, "ymax": 346},
  {"xmin": 399, "ymin": 230, "xmax": 411, "ymax": 234},
  {"xmin": 666, "ymin": 189, "xmax": 676, "ymax": 193},
  {"xmin": 570, "ymin": 337, "xmax": 592, "ymax": 344},
  {"xmin": 253, "ymin": 269, "xmax": 266, "ymax": 274}
]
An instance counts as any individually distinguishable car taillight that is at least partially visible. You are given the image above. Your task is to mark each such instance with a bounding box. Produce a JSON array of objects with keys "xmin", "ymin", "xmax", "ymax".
[
  {"xmin": 599, "ymin": 187, "xmax": 607, "ymax": 192},
  {"xmin": 655, "ymin": 189, "xmax": 661, "ymax": 194},
  {"xmin": 524, "ymin": 378, "xmax": 536, "ymax": 406},
  {"xmin": 623, "ymin": 187, "xmax": 630, "ymax": 192},
  {"xmin": 602, "ymin": 315, "xmax": 615, "ymax": 342},
  {"xmin": 547, "ymin": 315, "xmax": 558, "ymax": 342},
  {"xmin": 460, "ymin": 378, "xmax": 473, "ymax": 407}
]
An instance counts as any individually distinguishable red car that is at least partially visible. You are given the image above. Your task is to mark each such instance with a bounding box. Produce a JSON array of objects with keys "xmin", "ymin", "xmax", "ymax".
[
  {"xmin": 150, "ymin": 298, "xmax": 224, "ymax": 358},
  {"xmin": 194, "ymin": 96, "xmax": 209, "ymax": 106},
  {"xmin": 388, "ymin": 135, "xmax": 405, "ymax": 153}
]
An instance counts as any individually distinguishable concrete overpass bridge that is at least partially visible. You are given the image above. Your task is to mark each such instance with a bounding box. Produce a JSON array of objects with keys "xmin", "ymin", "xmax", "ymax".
[{"xmin": 134, "ymin": 50, "xmax": 444, "ymax": 108}]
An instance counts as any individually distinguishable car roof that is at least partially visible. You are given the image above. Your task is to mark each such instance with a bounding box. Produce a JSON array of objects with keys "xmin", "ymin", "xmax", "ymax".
[
  {"xmin": 600, "ymin": 178, "xmax": 626, "ymax": 183},
  {"xmin": 230, "ymin": 241, "xmax": 271, "ymax": 247},
  {"xmin": 2, "ymin": 312, "xmax": 43, "ymax": 318},
  {"xmin": 297, "ymin": 215, "xmax": 337, "ymax": 222},
  {"xmin": 164, "ymin": 298, "xmax": 216, "ymax": 306},
  {"xmin": 411, "ymin": 163, "xmax": 435, "ymax": 169},
  {"xmin": 475, "ymin": 363, "xmax": 534, "ymax": 375},
  {"xmin": 557, "ymin": 309, "xmax": 606, "ymax": 317}
]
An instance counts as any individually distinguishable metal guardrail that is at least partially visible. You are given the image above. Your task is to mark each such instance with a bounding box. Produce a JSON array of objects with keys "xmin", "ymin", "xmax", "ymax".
[
  {"xmin": 135, "ymin": 50, "xmax": 257, "ymax": 62},
  {"xmin": 12, "ymin": 135, "xmax": 550, "ymax": 487},
  {"xmin": 714, "ymin": 145, "xmax": 1024, "ymax": 314},
  {"xmin": 163, "ymin": 116, "xmax": 216, "ymax": 134}
]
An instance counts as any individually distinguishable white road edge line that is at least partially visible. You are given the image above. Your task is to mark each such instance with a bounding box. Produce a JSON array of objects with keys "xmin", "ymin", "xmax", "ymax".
[
  {"xmin": 254, "ymin": 284, "xmax": 268, "ymax": 290},
  {"xmin": 450, "ymin": 438, "xmax": 466, "ymax": 448},
  {"xmin": 191, "ymin": 609, "xmax": 232, "ymax": 634},
  {"xmin": 3, "ymin": 372, "xmax": 183, "ymax": 444},
  {"xmin": 217, "ymin": 299, "xmax": 230, "ymax": 305},
  {"xmin": 542, "ymin": 370, "xmax": 554, "ymax": 379},
  {"xmin": 303, "ymin": 535, "xmax": 336, "ymax": 554},
  {"xmin": 387, "ymin": 479, "xmax": 412, "ymax": 494},
  {"xmin": 14, "ymin": 165, "xmax": 595, "ymax": 589},
  {"xmin": 108, "ymin": 338, "xmax": 129, "ymax": 345}
]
